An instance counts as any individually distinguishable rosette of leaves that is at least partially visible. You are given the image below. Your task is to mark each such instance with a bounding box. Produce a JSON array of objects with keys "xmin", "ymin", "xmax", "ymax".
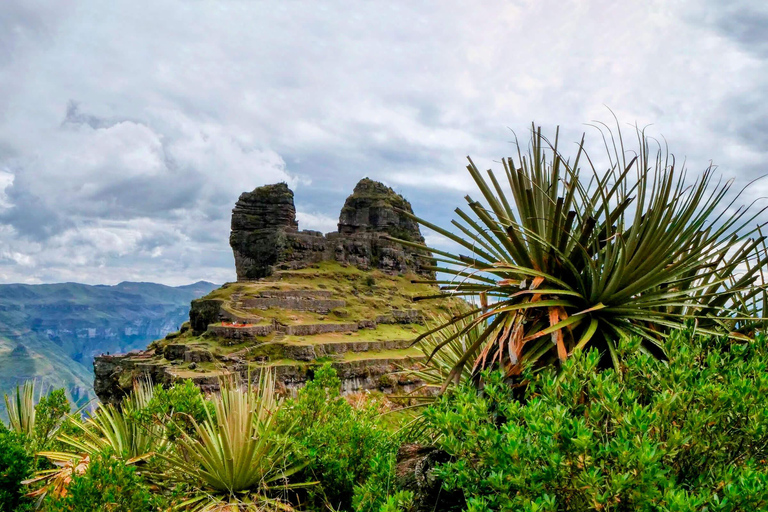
[
  {"xmin": 27, "ymin": 380, "xmax": 162, "ymax": 504},
  {"xmin": 396, "ymin": 122, "xmax": 768, "ymax": 386},
  {"xmin": 161, "ymin": 371, "xmax": 310, "ymax": 511}
]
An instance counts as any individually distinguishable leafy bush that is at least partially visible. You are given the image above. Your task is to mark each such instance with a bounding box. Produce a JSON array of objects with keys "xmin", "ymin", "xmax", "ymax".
[
  {"xmin": 0, "ymin": 427, "xmax": 34, "ymax": 512},
  {"xmin": 422, "ymin": 328, "xmax": 768, "ymax": 511},
  {"xmin": 134, "ymin": 379, "xmax": 210, "ymax": 441},
  {"xmin": 351, "ymin": 451, "xmax": 403, "ymax": 512},
  {"xmin": 33, "ymin": 388, "xmax": 71, "ymax": 451},
  {"xmin": 278, "ymin": 364, "xmax": 398, "ymax": 511},
  {"xmin": 42, "ymin": 452, "xmax": 165, "ymax": 512}
]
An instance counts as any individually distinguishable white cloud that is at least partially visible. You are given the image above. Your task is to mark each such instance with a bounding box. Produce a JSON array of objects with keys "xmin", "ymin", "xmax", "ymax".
[
  {"xmin": 296, "ymin": 212, "xmax": 338, "ymax": 234},
  {"xmin": 0, "ymin": 0, "xmax": 766, "ymax": 284}
]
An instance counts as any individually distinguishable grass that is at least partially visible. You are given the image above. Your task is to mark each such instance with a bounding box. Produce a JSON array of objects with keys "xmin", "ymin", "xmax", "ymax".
[
  {"xmin": 130, "ymin": 261, "xmax": 461, "ymax": 387},
  {"xmin": 282, "ymin": 324, "xmax": 424, "ymax": 346}
]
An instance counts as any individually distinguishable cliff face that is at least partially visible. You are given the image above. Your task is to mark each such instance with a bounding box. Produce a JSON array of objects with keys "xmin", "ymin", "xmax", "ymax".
[
  {"xmin": 94, "ymin": 180, "xmax": 452, "ymax": 404},
  {"xmin": 230, "ymin": 179, "xmax": 432, "ymax": 280},
  {"xmin": 0, "ymin": 280, "xmax": 218, "ymax": 418},
  {"xmin": 229, "ymin": 183, "xmax": 299, "ymax": 279}
]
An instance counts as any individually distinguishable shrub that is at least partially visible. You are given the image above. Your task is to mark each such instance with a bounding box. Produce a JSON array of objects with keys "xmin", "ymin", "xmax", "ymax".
[
  {"xmin": 0, "ymin": 427, "xmax": 34, "ymax": 512},
  {"xmin": 351, "ymin": 451, "xmax": 402, "ymax": 512},
  {"xmin": 42, "ymin": 452, "xmax": 164, "ymax": 512},
  {"xmin": 278, "ymin": 364, "xmax": 398, "ymax": 511},
  {"xmin": 134, "ymin": 379, "xmax": 210, "ymax": 441},
  {"xmin": 422, "ymin": 328, "xmax": 768, "ymax": 511}
]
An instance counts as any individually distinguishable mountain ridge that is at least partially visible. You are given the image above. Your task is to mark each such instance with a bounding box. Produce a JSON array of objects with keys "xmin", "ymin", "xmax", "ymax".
[{"xmin": 0, "ymin": 280, "xmax": 218, "ymax": 417}]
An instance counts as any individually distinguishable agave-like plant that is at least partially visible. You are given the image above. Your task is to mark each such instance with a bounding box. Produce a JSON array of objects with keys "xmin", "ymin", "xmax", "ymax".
[
  {"xmin": 393, "ymin": 122, "xmax": 768, "ymax": 386},
  {"xmin": 51, "ymin": 378, "xmax": 162, "ymax": 460},
  {"xmin": 4, "ymin": 380, "xmax": 38, "ymax": 436},
  {"xmin": 26, "ymin": 379, "xmax": 162, "ymax": 504},
  {"xmin": 412, "ymin": 312, "xmax": 485, "ymax": 389},
  {"xmin": 162, "ymin": 370, "xmax": 309, "ymax": 511}
]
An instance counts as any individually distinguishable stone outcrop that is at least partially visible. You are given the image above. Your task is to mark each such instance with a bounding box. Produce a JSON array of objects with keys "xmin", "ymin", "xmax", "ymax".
[
  {"xmin": 230, "ymin": 178, "xmax": 432, "ymax": 280},
  {"xmin": 93, "ymin": 178, "xmax": 460, "ymax": 406},
  {"xmin": 229, "ymin": 183, "xmax": 298, "ymax": 279},
  {"xmin": 395, "ymin": 444, "xmax": 464, "ymax": 512}
]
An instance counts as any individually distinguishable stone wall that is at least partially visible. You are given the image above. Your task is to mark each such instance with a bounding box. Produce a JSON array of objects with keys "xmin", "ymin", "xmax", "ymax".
[{"xmin": 230, "ymin": 178, "xmax": 433, "ymax": 280}]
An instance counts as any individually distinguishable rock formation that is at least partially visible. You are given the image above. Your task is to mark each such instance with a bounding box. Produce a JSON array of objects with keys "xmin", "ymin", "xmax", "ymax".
[
  {"xmin": 230, "ymin": 178, "xmax": 432, "ymax": 280},
  {"xmin": 93, "ymin": 179, "xmax": 452, "ymax": 405}
]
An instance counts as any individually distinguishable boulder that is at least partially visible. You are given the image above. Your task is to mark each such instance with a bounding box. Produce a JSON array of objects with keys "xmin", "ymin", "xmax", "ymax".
[{"xmin": 395, "ymin": 444, "xmax": 464, "ymax": 512}]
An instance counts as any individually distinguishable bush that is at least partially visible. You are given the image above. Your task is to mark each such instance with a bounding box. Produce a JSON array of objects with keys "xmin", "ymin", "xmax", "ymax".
[
  {"xmin": 422, "ymin": 328, "xmax": 768, "ymax": 511},
  {"xmin": 278, "ymin": 364, "xmax": 398, "ymax": 511},
  {"xmin": 0, "ymin": 427, "xmax": 34, "ymax": 512},
  {"xmin": 42, "ymin": 452, "xmax": 165, "ymax": 512},
  {"xmin": 132, "ymin": 379, "xmax": 210, "ymax": 441},
  {"xmin": 351, "ymin": 451, "xmax": 403, "ymax": 512}
]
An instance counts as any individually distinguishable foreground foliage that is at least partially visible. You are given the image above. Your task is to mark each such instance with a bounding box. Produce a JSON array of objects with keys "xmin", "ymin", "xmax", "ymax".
[
  {"xmin": 7, "ymin": 328, "xmax": 768, "ymax": 511},
  {"xmin": 41, "ymin": 452, "xmax": 165, "ymax": 512},
  {"xmin": 400, "ymin": 124, "xmax": 768, "ymax": 384},
  {"xmin": 277, "ymin": 364, "xmax": 400, "ymax": 511},
  {"xmin": 423, "ymin": 328, "xmax": 768, "ymax": 511},
  {"xmin": 161, "ymin": 371, "xmax": 307, "ymax": 511},
  {"xmin": 0, "ymin": 426, "xmax": 34, "ymax": 512}
]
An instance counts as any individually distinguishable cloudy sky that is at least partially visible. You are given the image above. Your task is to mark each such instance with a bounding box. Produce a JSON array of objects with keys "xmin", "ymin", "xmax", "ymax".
[{"xmin": 0, "ymin": 0, "xmax": 766, "ymax": 285}]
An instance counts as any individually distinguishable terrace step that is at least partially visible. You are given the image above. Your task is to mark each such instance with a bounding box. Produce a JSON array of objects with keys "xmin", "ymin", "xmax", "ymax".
[
  {"xmin": 282, "ymin": 338, "xmax": 414, "ymax": 361},
  {"xmin": 252, "ymin": 290, "xmax": 334, "ymax": 299},
  {"xmin": 207, "ymin": 323, "xmax": 275, "ymax": 344},
  {"xmin": 240, "ymin": 296, "xmax": 346, "ymax": 314},
  {"xmin": 280, "ymin": 322, "xmax": 358, "ymax": 336}
]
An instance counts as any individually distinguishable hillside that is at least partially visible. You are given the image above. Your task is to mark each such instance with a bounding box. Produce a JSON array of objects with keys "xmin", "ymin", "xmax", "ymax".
[
  {"xmin": 0, "ymin": 280, "xmax": 217, "ymax": 414},
  {"xmin": 94, "ymin": 179, "xmax": 458, "ymax": 402}
]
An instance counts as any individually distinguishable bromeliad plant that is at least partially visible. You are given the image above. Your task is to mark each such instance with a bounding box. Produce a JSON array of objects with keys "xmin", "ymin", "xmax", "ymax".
[
  {"xmin": 396, "ymin": 122, "xmax": 768, "ymax": 385},
  {"xmin": 162, "ymin": 371, "xmax": 309, "ymax": 511},
  {"xmin": 26, "ymin": 379, "xmax": 163, "ymax": 504}
]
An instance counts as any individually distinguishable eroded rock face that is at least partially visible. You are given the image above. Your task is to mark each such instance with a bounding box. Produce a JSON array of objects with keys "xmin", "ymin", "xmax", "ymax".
[
  {"xmin": 230, "ymin": 183, "xmax": 299, "ymax": 280},
  {"xmin": 230, "ymin": 178, "xmax": 432, "ymax": 280},
  {"xmin": 338, "ymin": 178, "xmax": 423, "ymax": 241}
]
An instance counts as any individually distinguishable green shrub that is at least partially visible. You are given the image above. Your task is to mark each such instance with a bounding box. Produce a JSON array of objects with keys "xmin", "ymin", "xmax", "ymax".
[
  {"xmin": 42, "ymin": 452, "xmax": 165, "ymax": 512},
  {"xmin": 133, "ymin": 379, "xmax": 210, "ymax": 441},
  {"xmin": 0, "ymin": 427, "xmax": 34, "ymax": 512},
  {"xmin": 33, "ymin": 388, "xmax": 71, "ymax": 451},
  {"xmin": 422, "ymin": 328, "xmax": 768, "ymax": 511},
  {"xmin": 278, "ymin": 364, "xmax": 398, "ymax": 511},
  {"xmin": 351, "ymin": 451, "xmax": 402, "ymax": 512}
]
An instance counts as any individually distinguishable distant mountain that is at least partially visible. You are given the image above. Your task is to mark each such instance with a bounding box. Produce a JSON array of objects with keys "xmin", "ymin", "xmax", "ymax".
[{"xmin": 0, "ymin": 280, "xmax": 218, "ymax": 414}]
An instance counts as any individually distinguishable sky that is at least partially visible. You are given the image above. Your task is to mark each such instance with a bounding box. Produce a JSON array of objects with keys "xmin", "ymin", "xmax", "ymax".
[{"xmin": 0, "ymin": 0, "xmax": 767, "ymax": 286}]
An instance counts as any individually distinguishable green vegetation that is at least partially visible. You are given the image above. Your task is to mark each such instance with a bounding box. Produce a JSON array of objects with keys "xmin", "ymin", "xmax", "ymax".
[
  {"xmin": 0, "ymin": 280, "xmax": 217, "ymax": 418},
  {"xmin": 5, "ymin": 123, "xmax": 768, "ymax": 511},
  {"xmin": 423, "ymin": 329, "xmax": 768, "ymax": 511},
  {"xmin": 4, "ymin": 331, "xmax": 768, "ymax": 511},
  {"xmin": 398, "ymin": 123, "xmax": 768, "ymax": 385},
  {"xmin": 41, "ymin": 452, "xmax": 166, "ymax": 512},
  {"xmin": 0, "ymin": 427, "xmax": 34, "ymax": 512},
  {"xmin": 277, "ymin": 364, "xmax": 399, "ymax": 511}
]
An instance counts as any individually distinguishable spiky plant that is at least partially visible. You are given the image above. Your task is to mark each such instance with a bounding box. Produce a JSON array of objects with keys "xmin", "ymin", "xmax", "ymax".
[
  {"xmin": 4, "ymin": 381, "xmax": 37, "ymax": 436},
  {"xmin": 394, "ymin": 123, "xmax": 768, "ymax": 386},
  {"xmin": 51, "ymin": 378, "xmax": 162, "ymax": 460},
  {"xmin": 27, "ymin": 379, "xmax": 161, "ymax": 505},
  {"xmin": 412, "ymin": 312, "xmax": 485, "ymax": 389},
  {"xmin": 162, "ymin": 371, "xmax": 309, "ymax": 511}
]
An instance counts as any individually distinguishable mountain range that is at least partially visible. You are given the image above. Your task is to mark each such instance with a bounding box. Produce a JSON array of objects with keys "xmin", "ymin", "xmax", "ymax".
[{"xmin": 0, "ymin": 280, "xmax": 217, "ymax": 415}]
